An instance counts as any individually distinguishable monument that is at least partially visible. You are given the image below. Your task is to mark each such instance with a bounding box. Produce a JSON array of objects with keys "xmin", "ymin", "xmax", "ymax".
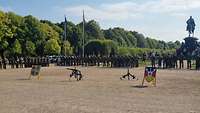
[{"xmin": 177, "ymin": 16, "xmax": 199, "ymax": 58}]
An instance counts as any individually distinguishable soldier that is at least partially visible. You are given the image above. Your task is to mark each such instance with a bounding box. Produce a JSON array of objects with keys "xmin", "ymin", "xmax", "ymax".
[
  {"xmin": 173, "ymin": 54, "xmax": 178, "ymax": 69},
  {"xmin": 135, "ymin": 55, "xmax": 139, "ymax": 67},
  {"xmin": 19, "ymin": 57, "xmax": 24, "ymax": 68},
  {"xmin": 150, "ymin": 52, "xmax": 156, "ymax": 68},
  {"xmin": 41, "ymin": 57, "xmax": 44, "ymax": 66},
  {"xmin": 119, "ymin": 56, "xmax": 123, "ymax": 67},
  {"xmin": 96, "ymin": 56, "xmax": 100, "ymax": 67},
  {"xmin": 0, "ymin": 57, "xmax": 2, "ymax": 69},
  {"xmin": 63, "ymin": 56, "xmax": 67, "ymax": 66},
  {"xmin": 179, "ymin": 53, "xmax": 184, "ymax": 69},
  {"xmin": 187, "ymin": 55, "xmax": 192, "ymax": 69},
  {"xmin": 15, "ymin": 57, "xmax": 19, "ymax": 68},
  {"xmin": 10, "ymin": 57, "xmax": 15, "ymax": 68},
  {"xmin": 158, "ymin": 54, "xmax": 162, "ymax": 69},
  {"xmin": 27, "ymin": 57, "xmax": 31, "ymax": 68},
  {"xmin": 3, "ymin": 58, "xmax": 7, "ymax": 69},
  {"xmin": 163, "ymin": 55, "xmax": 167, "ymax": 69},
  {"xmin": 196, "ymin": 55, "xmax": 200, "ymax": 70},
  {"xmin": 142, "ymin": 52, "xmax": 147, "ymax": 64}
]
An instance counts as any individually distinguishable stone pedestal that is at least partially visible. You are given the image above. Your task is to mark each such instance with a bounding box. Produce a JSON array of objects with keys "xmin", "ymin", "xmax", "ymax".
[{"xmin": 182, "ymin": 37, "xmax": 198, "ymax": 57}]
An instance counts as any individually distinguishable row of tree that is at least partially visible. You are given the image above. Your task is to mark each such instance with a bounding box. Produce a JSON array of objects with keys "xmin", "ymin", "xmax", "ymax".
[{"xmin": 0, "ymin": 10, "xmax": 181, "ymax": 59}]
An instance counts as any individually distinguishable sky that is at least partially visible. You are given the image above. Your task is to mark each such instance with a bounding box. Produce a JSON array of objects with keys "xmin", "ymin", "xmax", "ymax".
[{"xmin": 0, "ymin": 0, "xmax": 200, "ymax": 42}]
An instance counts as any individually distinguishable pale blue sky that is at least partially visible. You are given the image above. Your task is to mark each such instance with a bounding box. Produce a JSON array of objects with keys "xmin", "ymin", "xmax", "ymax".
[{"xmin": 0, "ymin": 0, "xmax": 200, "ymax": 41}]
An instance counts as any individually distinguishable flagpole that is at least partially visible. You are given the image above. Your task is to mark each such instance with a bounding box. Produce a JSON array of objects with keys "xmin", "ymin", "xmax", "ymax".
[
  {"xmin": 82, "ymin": 10, "xmax": 85, "ymax": 58},
  {"xmin": 64, "ymin": 15, "xmax": 67, "ymax": 56}
]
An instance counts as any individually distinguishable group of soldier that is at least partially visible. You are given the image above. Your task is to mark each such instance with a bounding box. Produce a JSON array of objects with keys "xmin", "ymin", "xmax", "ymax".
[
  {"xmin": 57, "ymin": 55, "xmax": 139, "ymax": 68},
  {"xmin": 0, "ymin": 55, "xmax": 139, "ymax": 69},
  {"xmin": 1, "ymin": 52, "xmax": 200, "ymax": 70},
  {"xmin": 146, "ymin": 52, "xmax": 200, "ymax": 70},
  {"xmin": 0, "ymin": 57, "xmax": 50, "ymax": 69}
]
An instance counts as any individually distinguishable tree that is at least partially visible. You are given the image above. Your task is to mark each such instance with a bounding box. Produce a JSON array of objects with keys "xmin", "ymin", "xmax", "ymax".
[
  {"xmin": 40, "ymin": 20, "xmax": 63, "ymax": 35},
  {"xmin": 85, "ymin": 40, "xmax": 103, "ymax": 56},
  {"xmin": 0, "ymin": 10, "xmax": 182, "ymax": 57},
  {"xmin": 85, "ymin": 20, "xmax": 104, "ymax": 40},
  {"xmin": 26, "ymin": 41, "xmax": 36, "ymax": 56},
  {"xmin": 40, "ymin": 23, "xmax": 60, "ymax": 41},
  {"xmin": 118, "ymin": 47, "xmax": 130, "ymax": 56},
  {"xmin": 0, "ymin": 11, "xmax": 14, "ymax": 58},
  {"xmin": 71, "ymin": 26, "xmax": 82, "ymax": 55},
  {"xmin": 146, "ymin": 37, "xmax": 158, "ymax": 49},
  {"xmin": 85, "ymin": 39, "xmax": 117, "ymax": 56},
  {"xmin": 103, "ymin": 28, "xmax": 127, "ymax": 46},
  {"xmin": 10, "ymin": 39, "xmax": 22, "ymax": 55},
  {"xmin": 44, "ymin": 39, "xmax": 61, "ymax": 55},
  {"xmin": 101, "ymin": 40, "xmax": 117, "ymax": 56},
  {"xmin": 132, "ymin": 32, "xmax": 148, "ymax": 48},
  {"xmin": 61, "ymin": 41, "xmax": 73, "ymax": 56}
]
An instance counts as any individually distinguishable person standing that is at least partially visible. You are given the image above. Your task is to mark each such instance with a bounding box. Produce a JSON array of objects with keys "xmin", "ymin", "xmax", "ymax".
[{"xmin": 0, "ymin": 57, "xmax": 2, "ymax": 69}]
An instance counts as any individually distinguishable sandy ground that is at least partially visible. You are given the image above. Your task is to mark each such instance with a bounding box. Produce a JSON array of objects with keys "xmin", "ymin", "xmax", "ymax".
[{"xmin": 0, "ymin": 66, "xmax": 200, "ymax": 113}]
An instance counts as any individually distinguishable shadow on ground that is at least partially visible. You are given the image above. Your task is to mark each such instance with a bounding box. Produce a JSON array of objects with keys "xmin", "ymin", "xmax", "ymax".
[{"xmin": 131, "ymin": 85, "xmax": 148, "ymax": 88}]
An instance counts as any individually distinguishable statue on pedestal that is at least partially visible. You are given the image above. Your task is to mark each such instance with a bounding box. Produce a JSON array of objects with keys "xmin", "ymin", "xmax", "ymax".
[
  {"xmin": 186, "ymin": 16, "xmax": 196, "ymax": 37},
  {"xmin": 175, "ymin": 16, "xmax": 200, "ymax": 69}
]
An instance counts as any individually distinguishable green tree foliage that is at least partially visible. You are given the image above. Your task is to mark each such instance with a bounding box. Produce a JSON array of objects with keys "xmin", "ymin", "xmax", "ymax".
[
  {"xmin": 85, "ymin": 20, "xmax": 104, "ymax": 40},
  {"xmin": 85, "ymin": 39, "xmax": 117, "ymax": 56},
  {"xmin": 61, "ymin": 41, "xmax": 73, "ymax": 56},
  {"xmin": 40, "ymin": 20, "xmax": 63, "ymax": 35},
  {"xmin": 103, "ymin": 28, "xmax": 127, "ymax": 47},
  {"xmin": 26, "ymin": 41, "xmax": 36, "ymax": 56},
  {"xmin": 118, "ymin": 47, "xmax": 130, "ymax": 56},
  {"xmin": 10, "ymin": 39, "xmax": 22, "ymax": 55},
  {"xmin": 40, "ymin": 23, "xmax": 60, "ymax": 41},
  {"xmin": 44, "ymin": 39, "xmax": 61, "ymax": 55},
  {"xmin": 0, "ymin": 11, "xmax": 14, "ymax": 58},
  {"xmin": 0, "ymin": 10, "xmax": 181, "ymax": 57},
  {"xmin": 132, "ymin": 31, "xmax": 148, "ymax": 48},
  {"xmin": 85, "ymin": 40, "xmax": 103, "ymax": 56},
  {"xmin": 71, "ymin": 26, "xmax": 82, "ymax": 55}
]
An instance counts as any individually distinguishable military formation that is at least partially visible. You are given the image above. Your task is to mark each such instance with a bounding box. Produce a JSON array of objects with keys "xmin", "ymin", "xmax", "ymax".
[
  {"xmin": 0, "ymin": 57, "xmax": 50, "ymax": 69},
  {"xmin": 1, "ymin": 53, "xmax": 200, "ymax": 70},
  {"xmin": 148, "ymin": 52, "xmax": 200, "ymax": 70},
  {"xmin": 57, "ymin": 55, "xmax": 139, "ymax": 68},
  {"xmin": 0, "ymin": 55, "xmax": 139, "ymax": 69}
]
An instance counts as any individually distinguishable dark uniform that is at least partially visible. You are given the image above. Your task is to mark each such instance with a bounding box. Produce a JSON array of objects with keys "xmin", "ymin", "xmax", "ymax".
[
  {"xmin": 187, "ymin": 56, "xmax": 192, "ymax": 69},
  {"xmin": 196, "ymin": 55, "xmax": 200, "ymax": 70},
  {"xmin": 0, "ymin": 57, "xmax": 2, "ymax": 69},
  {"xmin": 150, "ymin": 53, "xmax": 156, "ymax": 68},
  {"xmin": 179, "ymin": 53, "xmax": 184, "ymax": 69},
  {"xmin": 3, "ymin": 58, "xmax": 7, "ymax": 69}
]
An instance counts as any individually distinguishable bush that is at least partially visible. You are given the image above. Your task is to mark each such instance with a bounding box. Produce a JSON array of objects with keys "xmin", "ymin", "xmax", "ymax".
[{"xmin": 85, "ymin": 39, "xmax": 117, "ymax": 56}]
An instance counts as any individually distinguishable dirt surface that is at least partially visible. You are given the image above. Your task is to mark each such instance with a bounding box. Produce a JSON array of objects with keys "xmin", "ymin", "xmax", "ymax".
[{"xmin": 0, "ymin": 66, "xmax": 200, "ymax": 113}]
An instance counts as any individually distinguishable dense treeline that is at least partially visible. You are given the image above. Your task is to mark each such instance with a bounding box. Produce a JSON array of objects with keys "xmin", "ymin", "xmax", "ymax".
[{"xmin": 0, "ymin": 10, "xmax": 181, "ymax": 58}]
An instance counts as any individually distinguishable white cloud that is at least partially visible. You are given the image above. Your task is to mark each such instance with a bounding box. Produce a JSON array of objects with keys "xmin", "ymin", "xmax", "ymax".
[
  {"xmin": 58, "ymin": 0, "xmax": 200, "ymax": 41},
  {"xmin": 146, "ymin": 0, "xmax": 200, "ymax": 13},
  {"xmin": 63, "ymin": 0, "xmax": 200, "ymax": 21},
  {"xmin": 64, "ymin": 4, "xmax": 142, "ymax": 21}
]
